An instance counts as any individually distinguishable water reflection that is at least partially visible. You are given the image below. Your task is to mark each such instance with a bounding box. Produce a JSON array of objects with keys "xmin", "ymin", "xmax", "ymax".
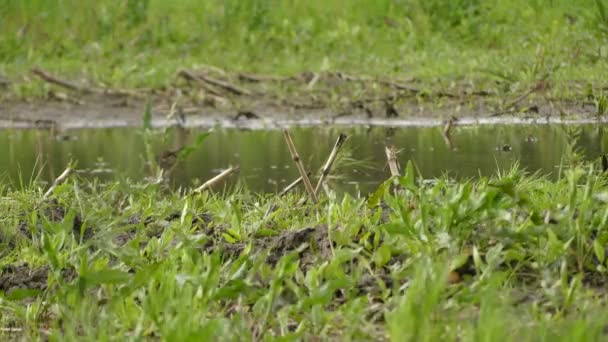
[{"xmin": 0, "ymin": 124, "xmax": 606, "ymax": 194}]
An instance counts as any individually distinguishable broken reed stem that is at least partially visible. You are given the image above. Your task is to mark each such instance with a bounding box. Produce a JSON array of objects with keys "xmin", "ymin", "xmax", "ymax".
[
  {"xmin": 314, "ymin": 133, "xmax": 347, "ymax": 195},
  {"xmin": 264, "ymin": 172, "xmax": 312, "ymax": 219},
  {"xmin": 195, "ymin": 165, "xmax": 239, "ymax": 192},
  {"xmin": 283, "ymin": 130, "xmax": 318, "ymax": 203},
  {"xmin": 385, "ymin": 146, "xmax": 401, "ymax": 178},
  {"xmin": 177, "ymin": 69, "xmax": 251, "ymax": 96},
  {"xmin": 279, "ymin": 172, "xmax": 311, "ymax": 197},
  {"xmin": 43, "ymin": 167, "xmax": 72, "ymax": 199},
  {"xmin": 31, "ymin": 68, "xmax": 144, "ymax": 98}
]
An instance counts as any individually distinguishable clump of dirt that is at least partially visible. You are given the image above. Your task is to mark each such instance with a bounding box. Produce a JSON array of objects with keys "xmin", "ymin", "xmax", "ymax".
[
  {"xmin": 0, "ymin": 264, "xmax": 49, "ymax": 293},
  {"xmin": 113, "ymin": 211, "xmax": 215, "ymax": 246},
  {"xmin": 0, "ymin": 264, "xmax": 76, "ymax": 295},
  {"xmin": 206, "ymin": 225, "xmax": 333, "ymax": 271},
  {"xmin": 8, "ymin": 200, "xmax": 87, "ymax": 247}
]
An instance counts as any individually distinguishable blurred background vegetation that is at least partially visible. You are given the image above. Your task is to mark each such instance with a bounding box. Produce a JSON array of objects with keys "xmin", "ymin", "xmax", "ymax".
[{"xmin": 1, "ymin": 0, "xmax": 606, "ymax": 92}]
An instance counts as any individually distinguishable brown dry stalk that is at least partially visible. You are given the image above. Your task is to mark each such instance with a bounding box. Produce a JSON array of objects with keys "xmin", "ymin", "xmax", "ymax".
[
  {"xmin": 194, "ymin": 165, "xmax": 239, "ymax": 192},
  {"xmin": 31, "ymin": 68, "xmax": 90, "ymax": 93},
  {"xmin": 314, "ymin": 133, "xmax": 347, "ymax": 195},
  {"xmin": 283, "ymin": 130, "xmax": 318, "ymax": 203},
  {"xmin": 385, "ymin": 145, "xmax": 401, "ymax": 178},
  {"xmin": 178, "ymin": 69, "xmax": 251, "ymax": 96},
  {"xmin": 279, "ymin": 172, "xmax": 311, "ymax": 197},
  {"xmin": 32, "ymin": 68, "xmax": 144, "ymax": 98},
  {"xmin": 43, "ymin": 167, "xmax": 72, "ymax": 199}
]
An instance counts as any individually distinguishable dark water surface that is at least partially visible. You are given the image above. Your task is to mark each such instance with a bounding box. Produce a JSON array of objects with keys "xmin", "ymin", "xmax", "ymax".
[{"xmin": 1, "ymin": 124, "xmax": 606, "ymax": 194}]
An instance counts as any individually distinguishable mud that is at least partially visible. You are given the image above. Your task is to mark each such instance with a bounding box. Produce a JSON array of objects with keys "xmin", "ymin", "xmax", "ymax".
[
  {"xmin": 0, "ymin": 264, "xmax": 76, "ymax": 295},
  {"xmin": 0, "ymin": 97, "xmax": 600, "ymax": 131},
  {"xmin": 0, "ymin": 68, "xmax": 600, "ymax": 130},
  {"xmin": 203, "ymin": 225, "xmax": 333, "ymax": 271}
]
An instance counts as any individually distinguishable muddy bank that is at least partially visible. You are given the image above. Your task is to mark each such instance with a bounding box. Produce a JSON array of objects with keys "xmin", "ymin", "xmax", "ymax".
[
  {"xmin": 0, "ymin": 98, "xmax": 601, "ymax": 130},
  {"xmin": 0, "ymin": 68, "xmax": 601, "ymax": 130}
]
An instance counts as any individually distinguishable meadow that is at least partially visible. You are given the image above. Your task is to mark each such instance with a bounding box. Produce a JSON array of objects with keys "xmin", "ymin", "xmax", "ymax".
[
  {"xmin": 1, "ymin": 0, "xmax": 607, "ymax": 105},
  {"xmin": 2, "ymin": 1, "xmax": 608, "ymax": 340}
]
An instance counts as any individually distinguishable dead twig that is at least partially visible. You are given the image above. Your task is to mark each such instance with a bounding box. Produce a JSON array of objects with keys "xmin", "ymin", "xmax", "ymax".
[
  {"xmin": 238, "ymin": 72, "xmax": 290, "ymax": 83},
  {"xmin": 177, "ymin": 70, "xmax": 226, "ymax": 97},
  {"xmin": 314, "ymin": 133, "xmax": 347, "ymax": 195},
  {"xmin": 31, "ymin": 68, "xmax": 90, "ymax": 93},
  {"xmin": 280, "ymin": 172, "xmax": 311, "ymax": 197},
  {"xmin": 178, "ymin": 69, "xmax": 251, "ymax": 96},
  {"xmin": 195, "ymin": 165, "xmax": 239, "ymax": 192},
  {"xmin": 263, "ymin": 172, "xmax": 312, "ymax": 219},
  {"xmin": 32, "ymin": 68, "xmax": 145, "ymax": 98},
  {"xmin": 283, "ymin": 130, "xmax": 318, "ymax": 203},
  {"xmin": 43, "ymin": 167, "xmax": 72, "ymax": 199}
]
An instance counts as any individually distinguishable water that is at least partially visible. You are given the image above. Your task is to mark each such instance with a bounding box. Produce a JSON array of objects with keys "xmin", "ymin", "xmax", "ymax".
[{"xmin": 1, "ymin": 124, "xmax": 606, "ymax": 194}]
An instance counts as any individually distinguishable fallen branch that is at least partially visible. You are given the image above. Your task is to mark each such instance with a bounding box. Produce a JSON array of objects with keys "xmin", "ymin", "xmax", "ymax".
[
  {"xmin": 32, "ymin": 68, "xmax": 145, "ymax": 98},
  {"xmin": 194, "ymin": 165, "xmax": 239, "ymax": 192},
  {"xmin": 177, "ymin": 70, "xmax": 226, "ymax": 97},
  {"xmin": 43, "ymin": 167, "xmax": 72, "ymax": 199},
  {"xmin": 314, "ymin": 133, "xmax": 347, "ymax": 195},
  {"xmin": 283, "ymin": 130, "xmax": 318, "ymax": 203},
  {"xmin": 31, "ymin": 68, "xmax": 90, "ymax": 93},
  {"xmin": 178, "ymin": 69, "xmax": 251, "ymax": 96}
]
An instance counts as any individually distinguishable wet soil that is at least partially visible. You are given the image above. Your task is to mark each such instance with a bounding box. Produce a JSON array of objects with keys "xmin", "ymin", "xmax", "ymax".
[
  {"xmin": 0, "ymin": 264, "xmax": 76, "ymax": 295},
  {"xmin": 0, "ymin": 69, "xmax": 600, "ymax": 129}
]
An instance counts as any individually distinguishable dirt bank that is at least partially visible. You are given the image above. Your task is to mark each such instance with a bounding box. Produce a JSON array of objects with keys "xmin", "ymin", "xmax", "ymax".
[{"xmin": 0, "ymin": 68, "xmax": 601, "ymax": 130}]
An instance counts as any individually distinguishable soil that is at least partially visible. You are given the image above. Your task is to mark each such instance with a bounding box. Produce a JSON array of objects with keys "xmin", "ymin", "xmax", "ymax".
[
  {"xmin": 0, "ymin": 69, "xmax": 600, "ymax": 130},
  {"xmin": 0, "ymin": 264, "xmax": 76, "ymax": 295}
]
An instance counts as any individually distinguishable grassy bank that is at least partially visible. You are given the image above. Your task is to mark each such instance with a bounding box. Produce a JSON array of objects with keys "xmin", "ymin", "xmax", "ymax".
[
  {"xmin": 3, "ymin": 151, "xmax": 608, "ymax": 339},
  {"xmin": 1, "ymin": 0, "xmax": 607, "ymax": 102}
]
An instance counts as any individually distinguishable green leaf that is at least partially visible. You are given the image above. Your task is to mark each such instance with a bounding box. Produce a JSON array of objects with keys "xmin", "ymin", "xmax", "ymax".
[
  {"xmin": 82, "ymin": 269, "xmax": 131, "ymax": 286},
  {"xmin": 5, "ymin": 288, "xmax": 42, "ymax": 301},
  {"xmin": 177, "ymin": 132, "xmax": 211, "ymax": 161},
  {"xmin": 473, "ymin": 245, "xmax": 483, "ymax": 271},
  {"xmin": 368, "ymin": 180, "xmax": 389, "ymax": 208},
  {"xmin": 594, "ymin": 239, "xmax": 605, "ymax": 263},
  {"xmin": 373, "ymin": 244, "xmax": 392, "ymax": 268}
]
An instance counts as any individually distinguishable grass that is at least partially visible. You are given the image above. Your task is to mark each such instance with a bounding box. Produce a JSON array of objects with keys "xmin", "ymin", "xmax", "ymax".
[
  {"xmin": 1, "ymin": 0, "xmax": 607, "ymax": 101},
  {"xmin": 3, "ymin": 144, "xmax": 608, "ymax": 339}
]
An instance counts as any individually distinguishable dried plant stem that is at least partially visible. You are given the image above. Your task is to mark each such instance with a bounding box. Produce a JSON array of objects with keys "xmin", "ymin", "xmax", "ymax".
[
  {"xmin": 31, "ymin": 68, "xmax": 90, "ymax": 93},
  {"xmin": 32, "ymin": 68, "xmax": 143, "ymax": 98},
  {"xmin": 314, "ymin": 133, "xmax": 347, "ymax": 195},
  {"xmin": 178, "ymin": 69, "xmax": 251, "ymax": 96},
  {"xmin": 195, "ymin": 165, "xmax": 239, "ymax": 192},
  {"xmin": 385, "ymin": 146, "xmax": 401, "ymax": 177},
  {"xmin": 43, "ymin": 167, "xmax": 72, "ymax": 199},
  {"xmin": 279, "ymin": 172, "xmax": 311, "ymax": 197},
  {"xmin": 283, "ymin": 130, "xmax": 318, "ymax": 203},
  {"xmin": 264, "ymin": 172, "xmax": 312, "ymax": 219}
]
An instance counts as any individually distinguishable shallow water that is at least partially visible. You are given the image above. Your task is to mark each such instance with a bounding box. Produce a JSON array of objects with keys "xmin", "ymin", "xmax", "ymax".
[{"xmin": 1, "ymin": 124, "xmax": 606, "ymax": 194}]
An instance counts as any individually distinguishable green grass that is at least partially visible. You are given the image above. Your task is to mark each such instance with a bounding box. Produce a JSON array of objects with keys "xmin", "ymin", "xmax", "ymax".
[
  {"xmin": 3, "ymin": 153, "xmax": 608, "ymax": 339},
  {"xmin": 1, "ymin": 0, "xmax": 607, "ymax": 99}
]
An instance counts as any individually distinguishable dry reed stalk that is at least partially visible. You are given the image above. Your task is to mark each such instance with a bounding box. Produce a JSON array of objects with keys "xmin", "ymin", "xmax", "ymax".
[
  {"xmin": 279, "ymin": 172, "xmax": 311, "ymax": 197},
  {"xmin": 43, "ymin": 167, "xmax": 72, "ymax": 199},
  {"xmin": 194, "ymin": 165, "xmax": 239, "ymax": 192},
  {"xmin": 314, "ymin": 133, "xmax": 347, "ymax": 195},
  {"xmin": 283, "ymin": 130, "xmax": 318, "ymax": 203},
  {"xmin": 385, "ymin": 145, "xmax": 401, "ymax": 177},
  {"xmin": 31, "ymin": 68, "xmax": 90, "ymax": 93},
  {"xmin": 177, "ymin": 69, "xmax": 251, "ymax": 96}
]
